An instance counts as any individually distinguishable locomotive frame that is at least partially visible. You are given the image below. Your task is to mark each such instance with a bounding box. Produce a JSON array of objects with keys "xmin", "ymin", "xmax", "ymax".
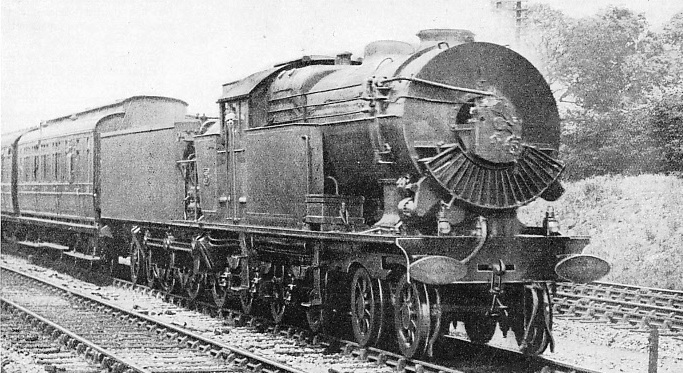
[{"xmin": 1, "ymin": 29, "xmax": 610, "ymax": 359}]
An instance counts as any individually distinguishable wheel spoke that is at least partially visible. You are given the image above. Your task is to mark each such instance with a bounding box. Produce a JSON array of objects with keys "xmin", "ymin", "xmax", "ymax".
[
  {"xmin": 212, "ymin": 271, "xmax": 229, "ymax": 308},
  {"xmin": 394, "ymin": 274, "xmax": 430, "ymax": 358},
  {"xmin": 512, "ymin": 283, "xmax": 552, "ymax": 355},
  {"xmin": 350, "ymin": 267, "xmax": 387, "ymax": 347}
]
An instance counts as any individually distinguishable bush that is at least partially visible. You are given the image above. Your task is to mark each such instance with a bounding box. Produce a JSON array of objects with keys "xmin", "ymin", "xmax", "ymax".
[
  {"xmin": 519, "ymin": 174, "xmax": 683, "ymax": 290},
  {"xmin": 560, "ymin": 108, "xmax": 662, "ymax": 180},
  {"xmin": 650, "ymin": 87, "xmax": 683, "ymax": 173}
]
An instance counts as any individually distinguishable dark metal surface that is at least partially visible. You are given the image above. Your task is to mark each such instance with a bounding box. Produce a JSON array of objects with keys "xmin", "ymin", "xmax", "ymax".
[
  {"xmin": 0, "ymin": 31, "xmax": 608, "ymax": 363},
  {"xmin": 98, "ymin": 97, "xmax": 189, "ymax": 223},
  {"xmin": 411, "ymin": 42, "xmax": 561, "ymax": 151},
  {"xmin": 423, "ymin": 144, "xmax": 564, "ymax": 209},
  {"xmin": 1, "ymin": 128, "xmax": 37, "ymax": 214}
]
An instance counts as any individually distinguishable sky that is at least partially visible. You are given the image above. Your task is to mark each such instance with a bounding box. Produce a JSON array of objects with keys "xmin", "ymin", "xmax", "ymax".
[{"xmin": 1, "ymin": 0, "xmax": 681, "ymax": 133}]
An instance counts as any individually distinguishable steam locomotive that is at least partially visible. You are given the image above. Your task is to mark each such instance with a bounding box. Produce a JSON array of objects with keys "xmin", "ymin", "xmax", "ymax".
[{"xmin": 1, "ymin": 29, "xmax": 609, "ymax": 358}]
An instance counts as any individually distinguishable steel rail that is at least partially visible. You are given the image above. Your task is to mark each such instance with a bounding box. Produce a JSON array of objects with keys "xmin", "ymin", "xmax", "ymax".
[
  {"xmin": 0, "ymin": 297, "xmax": 152, "ymax": 373},
  {"xmin": 113, "ymin": 278, "xmax": 600, "ymax": 373},
  {"xmin": 1, "ymin": 265, "xmax": 309, "ymax": 373},
  {"xmin": 558, "ymin": 281, "xmax": 683, "ymax": 308},
  {"xmin": 555, "ymin": 282, "xmax": 683, "ymax": 335}
]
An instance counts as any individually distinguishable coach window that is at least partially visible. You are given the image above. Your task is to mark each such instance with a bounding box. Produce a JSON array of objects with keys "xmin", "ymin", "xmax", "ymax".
[
  {"xmin": 223, "ymin": 103, "xmax": 236, "ymax": 136},
  {"xmin": 74, "ymin": 150, "xmax": 81, "ymax": 182},
  {"xmin": 23, "ymin": 157, "xmax": 28, "ymax": 181},
  {"xmin": 33, "ymin": 155, "xmax": 39, "ymax": 181},
  {"xmin": 22, "ymin": 157, "xmax": 28, "ymax": 181},
  {"xmin": 68, "ymin": 151, "xmax": 75, "ymax": 183},
  {"xmin": 41, "ymin": 154, "xmax": 47, "ymax": 181},
  {"xmin": 54, "ymin": 152, "xmax": 60, "ymax": 181}
]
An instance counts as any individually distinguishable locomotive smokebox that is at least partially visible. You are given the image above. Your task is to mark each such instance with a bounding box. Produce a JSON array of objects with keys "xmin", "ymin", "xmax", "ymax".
[{"xmin": 417, "ymin": 29, "xmax": 475, "ymax": 50}]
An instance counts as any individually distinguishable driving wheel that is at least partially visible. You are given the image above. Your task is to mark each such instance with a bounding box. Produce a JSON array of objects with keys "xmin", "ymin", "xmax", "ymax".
[
  {"xmin": 350, "ymin": 267, "xmax": 388, "ymax": 347},
  {"xmin": 394, "ymin": 274, "xmax": 430, "ymax": 358}
]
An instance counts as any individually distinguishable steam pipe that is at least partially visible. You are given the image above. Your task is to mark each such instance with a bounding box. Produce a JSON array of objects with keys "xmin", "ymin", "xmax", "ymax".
[{"xmin": 380, "ymin": 76, "xmax": 495, "ymax": 96}]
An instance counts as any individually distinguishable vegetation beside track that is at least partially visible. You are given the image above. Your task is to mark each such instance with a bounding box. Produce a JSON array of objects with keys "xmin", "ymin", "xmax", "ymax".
[{"xmin": 520, "ymin": 174, "xmax": 683, "ymax": 290}]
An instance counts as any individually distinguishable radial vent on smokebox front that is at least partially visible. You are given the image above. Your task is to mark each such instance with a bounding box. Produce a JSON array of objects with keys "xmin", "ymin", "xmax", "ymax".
[{"xmin": 422, "ymin": 143, "xmax": 564, "ymax": 210}]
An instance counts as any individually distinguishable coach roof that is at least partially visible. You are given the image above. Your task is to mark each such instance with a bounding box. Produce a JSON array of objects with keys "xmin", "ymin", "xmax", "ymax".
[{"xmin": 18, "ymin": 96, "xmax": 187, "ymax": 144}]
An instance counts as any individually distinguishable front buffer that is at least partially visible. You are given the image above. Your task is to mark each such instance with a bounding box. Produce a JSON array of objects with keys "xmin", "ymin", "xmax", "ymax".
[
  {"xmin": 397, "ymin": 234, "xmax": 608, "ymax": 285},
  {"xmin": 391, "ymin": 232, "xmax": 609, "ymax": 357}
]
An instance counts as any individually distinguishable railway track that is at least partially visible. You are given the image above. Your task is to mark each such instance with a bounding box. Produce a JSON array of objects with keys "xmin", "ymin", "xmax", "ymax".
[
  {"xmin": 113, "ymin": 279, "xmax": 602, "ymax": 373},
  {"xmin": 554, "ymin": 282, "xmax": 683, "ymax": 337},
  {"xmin": 1, "ymin": 308, "xmax": 103, "ymax": 373},
  {"xmin": 0, "ymin": 265, "xmax": 312, "ymax": 373},
  {"xmin": 1, "ymin": 254, "xmax": 600, "ymax": 373}
]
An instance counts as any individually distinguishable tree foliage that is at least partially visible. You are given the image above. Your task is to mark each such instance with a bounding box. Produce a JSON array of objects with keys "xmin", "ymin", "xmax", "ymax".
[
  {"xmin": 521, "ymin": 6, "xmax": 683, "ymax": 179},
  {"xmin": 650, "ymin": 87, "xmax": 683, "ymax": 173}
]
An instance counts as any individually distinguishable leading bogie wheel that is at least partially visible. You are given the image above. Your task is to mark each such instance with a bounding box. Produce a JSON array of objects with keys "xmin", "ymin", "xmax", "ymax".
[
  {"xmin": 394, "ymin": 274, "xmax": 431, "ymax": 358},
  {"xmin": 511, "ymin": 283, "xmax": 552, "ymax": 355},
  {"xmin": 350, "ymin": 266, "xmax": 388, "ymax": 347},
  {"xmin": 464, "ymin": 314, "xmax": 497, "ymax": 344}
]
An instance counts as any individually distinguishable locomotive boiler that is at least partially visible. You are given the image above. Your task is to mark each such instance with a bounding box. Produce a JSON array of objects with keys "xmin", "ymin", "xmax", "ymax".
[{"xmin": 1, "ymin": 29, "xmax": 610, "ymax": 359}]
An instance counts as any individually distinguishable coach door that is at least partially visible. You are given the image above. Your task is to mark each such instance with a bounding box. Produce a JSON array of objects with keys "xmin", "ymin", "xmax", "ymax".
[{"xmin": 222, "ymin": 101, "xmax": 247, "ymax": 223}]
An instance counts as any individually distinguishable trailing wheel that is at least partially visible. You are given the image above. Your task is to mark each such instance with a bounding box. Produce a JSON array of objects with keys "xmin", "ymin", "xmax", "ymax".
[
  {"xmin": 350, "ymin": 266, "xmax": 389, "ymax": 347},
  {"xmin": 394, "ymin": 274, "xmax": 431, "ymax": 358},
  {"xmin": 129, "ymin": 229, "xmax": 145, "ymax": 284},
  {"xmin": 211, "ymin": 268, "xmax": 230, "ymax": 308}
]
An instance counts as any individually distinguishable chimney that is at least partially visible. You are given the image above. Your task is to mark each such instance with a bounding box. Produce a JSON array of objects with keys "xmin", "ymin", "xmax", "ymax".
[{"xmin": 417, "ymin": 29, "xmax": 475, "ymax": 51}]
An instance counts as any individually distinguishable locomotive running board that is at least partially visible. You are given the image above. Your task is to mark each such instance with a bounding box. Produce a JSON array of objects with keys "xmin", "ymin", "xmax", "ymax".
[{"xmin": 4, "ymin": 215, "xmax": 96, "ymax": 233}]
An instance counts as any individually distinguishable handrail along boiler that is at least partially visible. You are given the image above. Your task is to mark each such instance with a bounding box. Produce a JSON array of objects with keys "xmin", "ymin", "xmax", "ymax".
[{"xmin": 0, "ymin": 29, "xmax": 610, "ymax": 359}]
